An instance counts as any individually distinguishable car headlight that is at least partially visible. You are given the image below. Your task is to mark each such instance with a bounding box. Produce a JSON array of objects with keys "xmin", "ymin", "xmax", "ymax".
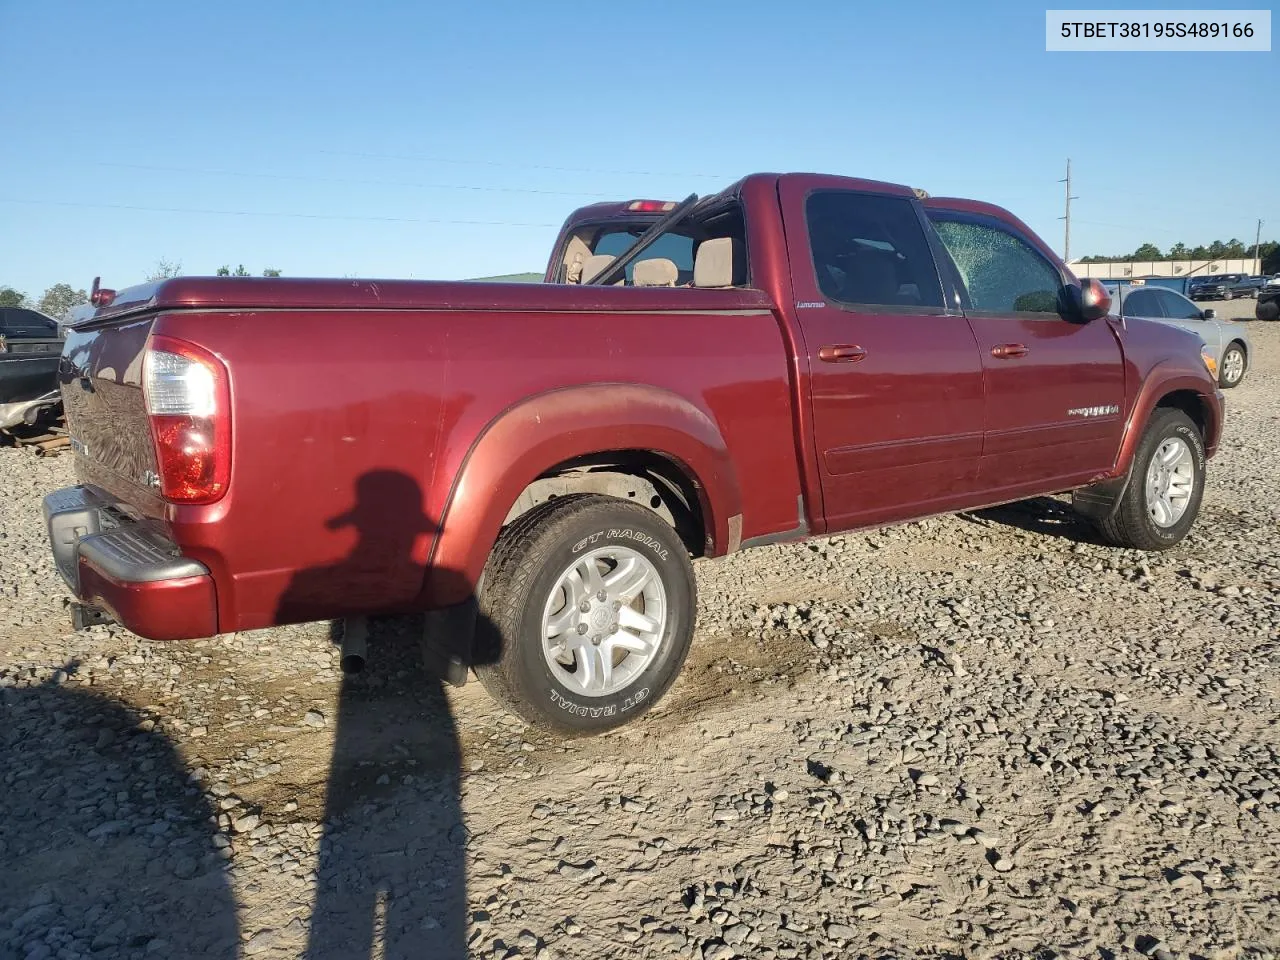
[{"xmin": 1201, "ymin": 345, "xmax": 1218, "ymax": 378}]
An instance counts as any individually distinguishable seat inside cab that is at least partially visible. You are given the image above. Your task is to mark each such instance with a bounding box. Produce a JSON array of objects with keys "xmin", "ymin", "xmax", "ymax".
[{"xmin": 558, "ymin": 202, "xmax": 749, "ymax": 288}]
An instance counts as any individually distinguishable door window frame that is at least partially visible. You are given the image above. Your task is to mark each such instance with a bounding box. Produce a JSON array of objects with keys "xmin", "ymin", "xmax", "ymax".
[
  {"xmin": 1154, "ymin": 288, "xmax": 1202, "ymax": 320},
  {"xmin": 1119, "ymin": 287, "xmax": 1165, "ymax": 317},
  {"xmin": 801, "ymin": 189, "xmax": 951, "ymax": 317},
  {"xmin": 924, "ymin": 210, "xmax": 1074, "ymax": 321}
]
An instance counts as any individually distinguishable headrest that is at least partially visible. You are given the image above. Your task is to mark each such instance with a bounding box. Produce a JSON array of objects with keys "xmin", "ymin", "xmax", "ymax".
[
  {"xmin": 581, "ymin": 254, "xmax": 617, "ymax": 284},
  {"xmin": 693, "ymin": 237, "xmax": 746, "ymax": 287},
  {"xmin": 632, "ymin": 258, "xmax": 679, "ymax": 287}
]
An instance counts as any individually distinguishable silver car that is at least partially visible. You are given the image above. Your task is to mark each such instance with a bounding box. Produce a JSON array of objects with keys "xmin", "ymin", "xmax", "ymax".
[{"xmin": 1107, "ymin": 283, "xmax": 1252, "ymax": 389}]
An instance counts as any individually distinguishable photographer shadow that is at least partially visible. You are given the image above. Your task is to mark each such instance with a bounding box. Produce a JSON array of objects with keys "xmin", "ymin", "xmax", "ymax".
[{"xmin": 276, "ymin": 470, "xmax": 496, "ymax": 960}]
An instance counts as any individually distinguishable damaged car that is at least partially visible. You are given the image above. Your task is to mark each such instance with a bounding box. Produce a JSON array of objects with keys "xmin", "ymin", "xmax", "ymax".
[{"xmin": 0, "ymin": 307, "xmax": 64, "ymax": 431}]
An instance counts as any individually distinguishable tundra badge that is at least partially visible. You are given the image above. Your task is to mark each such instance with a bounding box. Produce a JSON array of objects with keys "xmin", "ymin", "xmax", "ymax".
[{"xmin": 1067, "ymin": 404, "xmax": 1120, "ymax": 418}]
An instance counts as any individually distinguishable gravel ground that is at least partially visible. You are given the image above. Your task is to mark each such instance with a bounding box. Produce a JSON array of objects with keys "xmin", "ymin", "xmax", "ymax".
[{"xmin": 2, "ymin": 308, "xmax": 1277, "ymax": 960}]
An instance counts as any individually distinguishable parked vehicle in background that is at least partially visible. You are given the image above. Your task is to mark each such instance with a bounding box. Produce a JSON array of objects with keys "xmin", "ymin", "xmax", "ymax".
[
  {"xmin": 1106, "ymin": 282, "xmax": 1251, "ymax": 388},
  {"xmin": 1228, "ymin": 276, "xmax": 1266, "ymax": 298},
  {"xmin": 1189, "ymin": 274, "xmax": 1247, "ymax": 300},
  {"xmin": 0, "ymin": 308, "xmax": 64, "ymax": 431},
  {"xmin": 1258, "ymin": 286, "xmax": 1280, "ymax": 321},
  {"xmin": 43, "ymin": 173, "xmax": 1224, "ymax": 734}
]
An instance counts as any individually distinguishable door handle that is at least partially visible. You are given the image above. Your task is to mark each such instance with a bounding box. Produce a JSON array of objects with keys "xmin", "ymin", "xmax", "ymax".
[
  {"xmin": 819, "ymin": 344, "xmax": 867, "ymax": 363},
  {"xmin": 991, "ymin": 343, "xmax": 1029, "ymax": 359}
]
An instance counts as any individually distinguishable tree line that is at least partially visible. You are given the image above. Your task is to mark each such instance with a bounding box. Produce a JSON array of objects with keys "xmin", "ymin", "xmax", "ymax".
[
  {"xmin": 1081, "ymin": 239, "xmax": 1280, "ymax": 273},
  {"xmin": 0, "ymin": 260, "xmax": 282, "ymax": 320}
]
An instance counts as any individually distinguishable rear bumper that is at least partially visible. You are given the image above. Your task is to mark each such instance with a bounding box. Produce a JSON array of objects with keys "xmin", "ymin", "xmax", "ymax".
[{"xmin": 43, "ymin": 485, "xmax": 219, "ymax": 640}]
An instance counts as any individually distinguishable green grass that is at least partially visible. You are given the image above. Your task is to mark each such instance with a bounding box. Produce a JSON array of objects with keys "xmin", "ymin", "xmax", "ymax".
[{"xmin": 466, "ymin": 272, "xmax": 543, "ymax": 283}]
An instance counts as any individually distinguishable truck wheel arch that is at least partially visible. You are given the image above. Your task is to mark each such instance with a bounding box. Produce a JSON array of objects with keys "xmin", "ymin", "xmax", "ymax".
[
  {"xmin": 1076, "ymin": 370, "xmax": 1220, "ymax": 523},
  {"xmin": 1118, "ymin": 374, "xmax": 1218, "ymax": 471},
  {"xmin": 422, "ymin": 383, "xmax": 742, "ymax": 607}
]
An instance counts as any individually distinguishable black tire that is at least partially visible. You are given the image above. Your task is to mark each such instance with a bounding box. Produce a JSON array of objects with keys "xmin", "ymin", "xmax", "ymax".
[
  {"xmin": 1222, "ymin": 290, "xmax": 1233, "ymax": 300},
  {"xmin": 1097, "ymin": 409, "xmax": 1205, "ymax": 551},
  {"xmin": 475, "ymin": 494, "xmax": 696, "ymax": 735},
  {"xmin": 1258, "ymin": 300, "xmax": 1280, "ymax": 322},
  {"xmin": 1219, "ymin": 342, "xmax": 1247, "ymax": 389}
]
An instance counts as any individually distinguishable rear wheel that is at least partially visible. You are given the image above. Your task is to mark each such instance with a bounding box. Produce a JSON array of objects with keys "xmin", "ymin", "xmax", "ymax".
[
  {"xmin": 1258, "ymin": 299, "xmax": 1280, "ymax": 321},
  {"xmin": 1097, "ymin": 409, "xmax": 1205, "ymax": 551},
  {"xmin": 475, "ymin": 494, "xmax": 696, "ymax": 735},
  {"xmin": 1219, "ymin": 342, "xmax": 1246, "ymax": 388}
]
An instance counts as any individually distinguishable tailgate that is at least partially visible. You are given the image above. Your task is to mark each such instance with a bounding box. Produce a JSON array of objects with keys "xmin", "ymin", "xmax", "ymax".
[{"xmin": 59, "ymin": 315, "xmax": 164, "ymax": 517}]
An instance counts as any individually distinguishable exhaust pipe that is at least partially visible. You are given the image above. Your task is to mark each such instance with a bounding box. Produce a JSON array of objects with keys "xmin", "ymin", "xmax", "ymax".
[{"xmin": 340, "ymin": 616, "xmax": 369, "ymax": 674}]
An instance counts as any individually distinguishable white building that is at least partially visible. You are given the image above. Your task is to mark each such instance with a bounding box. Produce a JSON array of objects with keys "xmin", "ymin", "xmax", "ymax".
[{"xmin": 1068, "ymin": 258, "xmax": 1261, "ymax": 279}]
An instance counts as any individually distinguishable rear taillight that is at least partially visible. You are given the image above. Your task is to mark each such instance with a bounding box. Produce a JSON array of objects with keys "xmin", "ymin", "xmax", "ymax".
[{"xmin": 143, "ymin": 335, "xmax": 231, "ymax": 504}]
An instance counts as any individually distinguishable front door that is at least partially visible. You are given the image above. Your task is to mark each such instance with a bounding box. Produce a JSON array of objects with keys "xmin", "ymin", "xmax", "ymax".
[
  {"xmin": 927, "ymin": 212, "xmax": 1126, "ymax": 497},
  {"xmin": 779, "ymin": 181, "xmax": 986, "ymax": 531},
  {"xmin": 1152, "ymin": 288, "xmax": 1223, "ymax": 355}
]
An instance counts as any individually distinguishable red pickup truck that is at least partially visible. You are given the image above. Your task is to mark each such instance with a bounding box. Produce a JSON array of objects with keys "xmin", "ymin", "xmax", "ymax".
[{"xmin": 44, "ymin": 173, "xmax": 1223, "ymax": 733}]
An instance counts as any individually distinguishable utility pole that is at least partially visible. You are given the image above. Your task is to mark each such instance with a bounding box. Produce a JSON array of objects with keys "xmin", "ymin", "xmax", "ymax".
[
  {"xmin": 1255, "ymin": 218, "xmax": 1264, "ymax": 273},
  {"xmin": 1059, "ymin": 159, "xmax": 1078, "ymax": 262}
]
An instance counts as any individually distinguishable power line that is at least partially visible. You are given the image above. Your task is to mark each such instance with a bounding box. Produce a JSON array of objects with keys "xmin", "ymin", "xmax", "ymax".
[
  {"xmin": 0, "ymin": 197, "xmax": 557, "ymax": 227},
  {"xmin": 317, "ymin": 148, "xmax": 730, "ymax": 180},
  {"xmin": 95, "ymin": 162, "xmax": 617, "ymax": 198}
]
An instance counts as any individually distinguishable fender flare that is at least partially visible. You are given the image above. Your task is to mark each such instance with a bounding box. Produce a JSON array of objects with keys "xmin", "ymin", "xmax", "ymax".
[
  {"xmin": 1076, "ymin": 363, "xmax": 1222, "ymax": 521},
  {"xmin": 422, "ymin": 383, "xmax": 742, "ymax": 606},
  {"xmin": 1114, "ymin": 363, "xmax": 1222, "ymax": 478}
]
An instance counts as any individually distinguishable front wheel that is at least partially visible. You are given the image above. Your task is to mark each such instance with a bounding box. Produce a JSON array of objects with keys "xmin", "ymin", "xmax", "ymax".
[
  {"xmin": 475, "ymin": 494, "xmax": 696, "ymax": 735},
  {"xmin": 1222, "ymin": 290, "xmax": 1234, "ymax": 301},
  {"xmin": 1097, "ymin": 409, "xmax": 1206, "ymax": 551},
  {"xmin": 1219, "ymin": 342, "xmax": 1247, "ymax": 388}
]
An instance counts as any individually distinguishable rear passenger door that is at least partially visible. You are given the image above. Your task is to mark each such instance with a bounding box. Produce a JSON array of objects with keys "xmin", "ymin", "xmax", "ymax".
[
  {"xmin": 778, "ymin": 181, "xmax": 987, "ymax": 531},
  {"xmin": 927, "ymin": 211, "xmax": 1126, "ymax": 496}
]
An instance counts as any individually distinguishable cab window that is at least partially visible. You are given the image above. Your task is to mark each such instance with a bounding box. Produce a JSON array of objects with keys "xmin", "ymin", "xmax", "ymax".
[
  {"xmin": 930, "ymin": 217, "xmax": 1063, "ymax": 315},
  {"xmin": 805, "ymin": 191, "xmax": 944, "ymax": 310}
]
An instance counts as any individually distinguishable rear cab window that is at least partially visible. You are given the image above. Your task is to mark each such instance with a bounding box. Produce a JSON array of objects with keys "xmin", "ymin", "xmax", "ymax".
[
  {"xmin": 927, "ymin": 215, "xmax": 1064, "ymax": 316},
  {"xmin": 591, "ymin": 231, "xmax": 696, "ymax": 285},
  {"xmin": 551, "ymin": 199, "xmax": 749, "ymax": 288}
]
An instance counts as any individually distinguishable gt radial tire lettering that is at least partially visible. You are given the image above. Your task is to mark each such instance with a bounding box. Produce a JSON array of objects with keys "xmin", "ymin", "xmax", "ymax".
[
  {"xmin": 548, "ymin": 689, "xmax": 617, "ymax": 718},
  {"xmin": 571, "ymin": 532, "xmax": 604, "ymax": 554},
  {"xmin": 606, "ymin": 528, "xmax": 670, "ymax": 561},
  {"xmin": 620, "ymin": 687, "xmax": 649, "ymax": 713}
]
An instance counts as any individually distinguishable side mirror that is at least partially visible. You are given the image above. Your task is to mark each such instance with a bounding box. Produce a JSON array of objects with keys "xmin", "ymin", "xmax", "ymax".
[
  {"xmin": 1203, "ymin": 308, "xmax": 1217, "ymax": 320},
  {"xmin": 1064, "ymin": 278, "xmax": 1112, "ymax": 321}
]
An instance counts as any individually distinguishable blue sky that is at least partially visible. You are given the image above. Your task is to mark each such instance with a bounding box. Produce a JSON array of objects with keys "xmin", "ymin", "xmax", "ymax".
[{"xmin": 1, "ymin": 0, "xmax": 1275, "ymax": 296}]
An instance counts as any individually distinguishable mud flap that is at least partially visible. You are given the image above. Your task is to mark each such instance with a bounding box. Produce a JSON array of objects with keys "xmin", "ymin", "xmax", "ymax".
[
  {"xmin": 421, "ymin": 598, "xmax": 476, "ymax": 687},
  {"xmin": 1071, "ymin": 471, "xmax": 1131, "ymax": 523}
]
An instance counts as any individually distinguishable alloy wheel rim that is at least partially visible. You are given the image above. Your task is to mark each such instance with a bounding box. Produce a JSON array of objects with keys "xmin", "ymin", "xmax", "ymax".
[
  {"xmin": 1144, "ymin": 437, "xmax": 1195, "ymax": 528},
  {"xmin": 1222, "ymin": 349, "xmax": 1244, "ymax": 384},
  {"xmin": 540, "ymin": 546, "xmax": 667, "ymax": 698}
]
